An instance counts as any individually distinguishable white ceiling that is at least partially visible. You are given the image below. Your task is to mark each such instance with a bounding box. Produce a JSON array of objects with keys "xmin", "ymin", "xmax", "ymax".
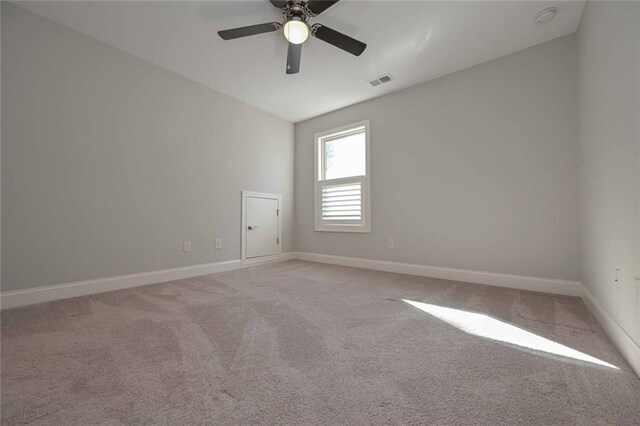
[{"xmin": 17, "ymin": 1, "xmax": 585, "ymax": 122}]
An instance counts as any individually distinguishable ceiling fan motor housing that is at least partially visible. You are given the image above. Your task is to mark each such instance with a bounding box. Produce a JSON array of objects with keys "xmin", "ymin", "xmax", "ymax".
[{"xmin": 281, "ymin": 1, "xmax": 314, "ymax": 23}]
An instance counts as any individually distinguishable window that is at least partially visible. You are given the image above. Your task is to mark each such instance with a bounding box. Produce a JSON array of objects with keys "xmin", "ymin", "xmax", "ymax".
[{"xmin": 314, "ymin": 120, "xmax": 370, "ymax": 232}]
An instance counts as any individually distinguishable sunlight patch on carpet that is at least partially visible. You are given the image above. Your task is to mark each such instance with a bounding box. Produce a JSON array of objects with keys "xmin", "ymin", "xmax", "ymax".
[{"xmin": 402, "ymin": 299, "xmax": 618, "ymax": 369}]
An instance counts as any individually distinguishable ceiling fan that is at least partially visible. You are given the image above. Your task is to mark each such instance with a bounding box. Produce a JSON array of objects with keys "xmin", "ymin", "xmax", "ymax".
[{"xmin": 218, "ymin": 0, "xmax": 366, "ymax": 74}]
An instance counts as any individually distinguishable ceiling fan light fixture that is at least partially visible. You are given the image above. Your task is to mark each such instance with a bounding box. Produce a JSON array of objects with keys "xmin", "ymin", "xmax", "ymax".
[{"xmin": 283, "ymin": 18, "xmax": 309, "ymax": 44}]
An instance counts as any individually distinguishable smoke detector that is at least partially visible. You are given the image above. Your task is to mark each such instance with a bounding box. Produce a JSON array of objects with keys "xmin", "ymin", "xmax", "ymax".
[{"xmin": 535, "ymin": 7, "xmax": 557, "ymax": 24}]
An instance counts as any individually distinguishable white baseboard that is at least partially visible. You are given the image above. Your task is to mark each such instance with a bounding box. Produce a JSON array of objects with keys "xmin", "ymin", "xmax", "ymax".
[
  {"xmin": 294, "ymin": 251, "xmax": 639, "ymax": 377},
  {"xmin": 579, "ymin": 284, "xmax": 640, "ymax": 377},
  {"xmin": 293, "ymin": 252, "xmax": 582, "ymax": 297},
  {"xmin": 2, "ymin": 250, "xmax": 638, "ymax": 378},
  {"xmin": 279, "ymin": 252, "xmax": 298, "ymax": 261},
  {"xmin": 0, "ymin": 251, "xmax": 579, "ymax": 309},
  {"xmin": 0, "ymin": 253, "xmax": 294, "ymax": 310}
]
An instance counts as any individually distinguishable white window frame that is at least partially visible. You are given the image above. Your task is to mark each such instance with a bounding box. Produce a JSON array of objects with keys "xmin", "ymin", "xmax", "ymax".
[{"xmin": 314, "ymin": 119, "xmax": 371, "ymax": 233}]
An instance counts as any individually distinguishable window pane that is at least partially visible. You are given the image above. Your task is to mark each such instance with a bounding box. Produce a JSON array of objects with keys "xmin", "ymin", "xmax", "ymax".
[{"xmin": 323, "ymin": 132, "xmax": 365, "ymax": 180}]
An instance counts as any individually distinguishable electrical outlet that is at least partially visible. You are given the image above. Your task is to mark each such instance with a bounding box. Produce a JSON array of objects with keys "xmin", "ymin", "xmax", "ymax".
[
  {"xmin": 387, "ymin": 238, "xmax": 395, "ymax": 249},
  {"xmin": 215, "ymin": 239, "xmax": 222, "ymax": 250},
  {"xmin": 183, "ymin": 241, "xmax": 192, "ymax": 252},
  {"xmin": 614, "ymin": 268, "xmax": 622, "ymax": 291}
]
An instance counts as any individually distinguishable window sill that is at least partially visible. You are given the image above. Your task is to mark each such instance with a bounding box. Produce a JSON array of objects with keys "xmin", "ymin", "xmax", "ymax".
[{"xmin": 314, "ymin": 226, "xmax": 371, "ymax": 234}]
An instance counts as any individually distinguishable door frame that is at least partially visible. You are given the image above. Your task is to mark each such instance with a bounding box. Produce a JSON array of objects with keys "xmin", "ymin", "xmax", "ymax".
[{"xmin": 241, "ymin": 191, "xmax": 282, "ymax": 265}]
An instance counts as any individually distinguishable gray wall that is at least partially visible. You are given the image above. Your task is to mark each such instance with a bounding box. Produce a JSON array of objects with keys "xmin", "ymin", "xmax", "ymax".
[
  {"xmin": 1, "ymin": 4, "xmax": 294, "ymax": 292},
  {"xmin": 295, "ymin": 34, "xmax": 580, "ymax": 281},
  {"xmin": 577, "ymin": 2, "xmax": 640, "ymax": 345}
]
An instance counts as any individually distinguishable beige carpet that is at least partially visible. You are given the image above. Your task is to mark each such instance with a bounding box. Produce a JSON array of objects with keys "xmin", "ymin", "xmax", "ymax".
[{"xmin": 2, "ymin": 260, "xmax": 639, "ymax": 424}]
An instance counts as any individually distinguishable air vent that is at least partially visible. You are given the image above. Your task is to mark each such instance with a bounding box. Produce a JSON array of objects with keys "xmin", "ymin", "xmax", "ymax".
[{"xmin": 368, "ymin": 73, "xmax": 394, "ymax": 87}]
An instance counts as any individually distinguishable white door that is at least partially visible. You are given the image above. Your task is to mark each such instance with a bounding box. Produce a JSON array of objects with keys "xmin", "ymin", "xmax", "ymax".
[{"xmin": 245, "ymin": 195, "xmax": 280, "ymax": 259}]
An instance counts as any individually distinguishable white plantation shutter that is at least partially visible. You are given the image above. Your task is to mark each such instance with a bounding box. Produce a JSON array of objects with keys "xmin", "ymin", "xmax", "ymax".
[
  {"xmin": 314, "ymin": 120, "xmax": 370, "ymax": 233},
  {"xmin": 319, "ymin": 177, "xmax": 364, "ymax": 225}
]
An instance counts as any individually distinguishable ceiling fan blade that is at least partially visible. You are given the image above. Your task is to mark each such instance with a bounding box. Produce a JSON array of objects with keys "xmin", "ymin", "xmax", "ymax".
[
  {"xmin": 218, "ymin": 22, "xmax": 281, "ymax": 40},
  {"xmin": 311, "ymin": 24, "xmax": 366, "ymax": 56},
  {"xmin": 286, "ymin": 43, "xmax": 302, "ymax": 74},
  {"xmin": 306, "ymin": 0, "xmax": 340, "ymax": 16},
  {"xmin": 269, "ymin": 0, "xmax": 288, "ymax": 8}
]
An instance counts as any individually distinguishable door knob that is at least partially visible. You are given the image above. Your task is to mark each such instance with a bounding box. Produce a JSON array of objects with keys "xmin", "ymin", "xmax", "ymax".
[{"xmin": 248, "ymin": 225, "xmax": 259, "ymax": 230}]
